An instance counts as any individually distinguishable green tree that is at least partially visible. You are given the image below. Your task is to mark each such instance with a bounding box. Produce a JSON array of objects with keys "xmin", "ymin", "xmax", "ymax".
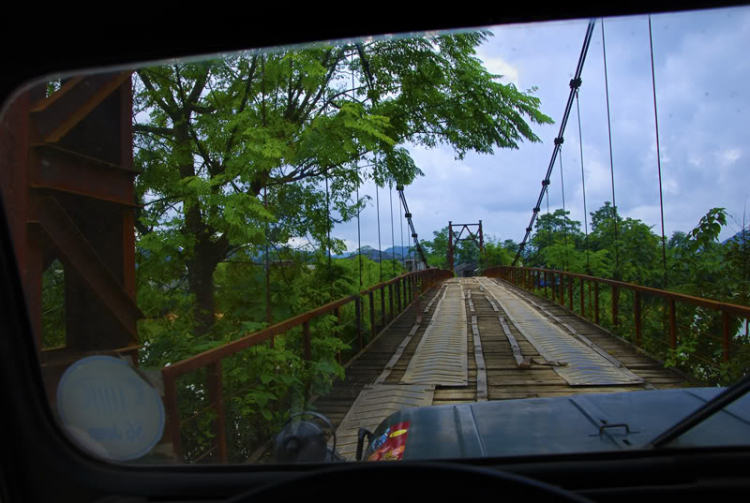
[
  {"xmin": 420, "ymin": 227, "xmax": 450, "ymax": 270},
  {"xmin": 481, "ymin": 237, "xmax": 513, "ymax": 269},
  {"xmin": 528, "ymin": 209, "xmax": 584, "ymax": 270},
  {"xmin": 134, "ymin": 33, "xmax": 553, "ymax": 337}
]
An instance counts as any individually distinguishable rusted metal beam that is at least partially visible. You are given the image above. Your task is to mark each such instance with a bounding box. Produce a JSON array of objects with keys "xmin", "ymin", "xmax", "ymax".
[
  {"xmin": 448, "ymin": 221, "xmax": 454, "ymax": 272},
  {"xmin": 163, "ymin": 375, "xmax": 182, "ymax": 460},
  {"xmin": 29, "ymin": 197, "xmax": 141, "ymax": 340},
  {"xmin": 31, "ymin": 72, "xmax": 133, "ymax": 143},
  {"xmin": 30, "ymin": 143, "xmax": 138, "ymax": 206}
]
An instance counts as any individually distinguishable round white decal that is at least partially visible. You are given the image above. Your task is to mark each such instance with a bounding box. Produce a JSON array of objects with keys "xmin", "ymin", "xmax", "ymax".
[{"xmin": 56, "ymin": 356, "xmax": 165, "ymax": 461}]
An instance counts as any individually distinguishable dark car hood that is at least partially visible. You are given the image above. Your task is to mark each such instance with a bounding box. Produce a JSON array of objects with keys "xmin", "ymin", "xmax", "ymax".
[{"xmin": 363, "ymin": 388, "xmax": 750, "ymax": 460}]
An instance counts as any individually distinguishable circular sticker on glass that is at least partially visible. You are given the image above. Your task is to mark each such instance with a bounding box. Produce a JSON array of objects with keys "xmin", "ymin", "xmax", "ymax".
[{"xmin": 56, "ymin": 356, "xmax": 165, "ymax": 461}]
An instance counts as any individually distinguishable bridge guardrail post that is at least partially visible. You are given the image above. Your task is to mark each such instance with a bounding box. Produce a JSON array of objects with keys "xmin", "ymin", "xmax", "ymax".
[
  {"xmin": 303, "ymin": 321, "xmax": 311, "ymax": 361},
  {"xmin": 369, "ymin": 291, "xmax": 376, "ymax": 338},
  {"xmin": 580, "ymin": 278, "xmax": 585, "ymax": 317},
  {"xmin": 380, "ymin": 286, "xmax": 386, "ymax": 327},
  {"xmin": 612, "ymin": 286, "xmax": 619, "ymax": 328},
  {"xmin": 634, "ymin": 291, "xmax": 642, "ymax": 347},
  {"xmin": 560, "ymin": 274, "xmax": 565, "ymax": 306},
  {"xmin": 389, "ymin": 283, "xmax": 394, "ymax": 322},
  {"xmin": 722, "ymin": 310, "xmax": 730, "ymax": 363},
  {"xmin": 568, "ymin": 274, "xmax": 573, "ymax": 311},
  {"xmin": 334, "ymin": 307, "xmax": 342, "ymax": 364},
  {"xmin": 207, "ymin": 361, "xmax": 227, "ymax": 462},
  {"xmin": 594, "ymin": 282, "xmax": 600, "ymax": 325},
  {"xmin": 669, "ymin": 299, "xmax": 676, "ymax": 350},
  {"xmin": 551, "ymin": 272, "xmax": 556, "ymax": 302},
  {"xmin": 396, "ymin": 280, "xmax": 402, "ymax": 313},
  {"xmin": 355, "ymin": 296, "xmax": 363, "ymax": 350},
  {"xmin": 163, "ymin": 373, "xmax": 182, "ymax": 461}
]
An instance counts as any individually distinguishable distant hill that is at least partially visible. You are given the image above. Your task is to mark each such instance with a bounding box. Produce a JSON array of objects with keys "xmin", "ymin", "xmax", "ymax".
[
  {"xmin": 337, "ymin": 246, "xmax": 417, "ymax": 262},
  {"xmin": 722, "ymin": 228, "xmax": 749, "ymax": 245},
  {"xmin": 383, "ymin": 245, "xmax": 416, "ymax": 258}
]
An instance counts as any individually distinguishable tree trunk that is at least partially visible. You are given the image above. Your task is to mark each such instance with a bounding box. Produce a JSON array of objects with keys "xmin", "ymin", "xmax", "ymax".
[{"xmin": 188, "ymin": 240, "xmax": 219, "ymax": 337}]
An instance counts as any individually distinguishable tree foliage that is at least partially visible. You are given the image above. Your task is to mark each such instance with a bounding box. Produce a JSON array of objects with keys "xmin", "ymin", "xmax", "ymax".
[
  {"xmin": 517, "ymin": 203, "xmax": 750, "ymax": 385},
  {"xmin": 133, "ymin": 32, "xmax": 552, "ymax": 338}
]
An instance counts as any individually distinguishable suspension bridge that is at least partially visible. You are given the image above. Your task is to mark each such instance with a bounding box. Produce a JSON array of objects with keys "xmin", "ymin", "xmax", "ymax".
[{"xmin": 2, "ymin": 15, "xmax": 748, "ymax": 466}]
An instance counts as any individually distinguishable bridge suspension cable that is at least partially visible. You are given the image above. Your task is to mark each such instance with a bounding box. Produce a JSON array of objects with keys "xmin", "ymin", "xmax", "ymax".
[
  {"xmin": 649, "ymin": 15, "xmax": 669, "ymax": 288},
  {"xmin": 575, "ymin": 89, "xmax": 591, "ymax": 272},
  {"xmin": 558, "ymin": 139, "xmax": 569, "ymax": 271},
  {"xmin": 390, "ymin": 183, "xmax": 396, "ymax": 276},
  {"xmin": 513, "ymin": 19, "xmax": 597, "ymax": 265},
  {"xmin": 376, "ymin": 184, "xmax": 383, "ymax": 281},
  {"xmin": 400, "ymin": 194, "xmax": 405, "ymax": 268},
  {"xmin": 326, "ymin": 176, "xmax": 332, "ymax": 300},
  {"xmin": 601, "ymin": 18, "xmax": 621, "ymax": 277},
  {"xmin": 397, "ymin": 185, "xmax": 429, "ymax": 268},
  {"xmin": 356, "ymin": 180, "xmax": 362, "ymax": 287}
]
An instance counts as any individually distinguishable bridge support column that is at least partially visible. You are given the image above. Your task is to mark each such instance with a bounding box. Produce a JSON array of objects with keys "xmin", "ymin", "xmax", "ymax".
[
  {"xmin": 612, "ymin": 287, "xmax": 619, "ymax": 327},
  {"xmin": 634, "ymin": 291, "xmax": 642, "ymax": 346},
  {"xmin": 669, "ymin": 299, "xmax": 676, "ymax": 350},
  {"xmin": 369, "ymin": 291, "xmax": 376, "ymax": 338},
  {"xmin": 356, "ymin": 296, "xmax": 363, "ymax": 350},
  {"xmin": 580, "ymin": 279, "xmax": 585, "ymax": 317},
  {"xmin": 595, "ymin": 282, "xmax": 600, "ymax": 325},
  {"xmin": 560, "ymin": 275, "xmax": 565, "ymax": 306}
]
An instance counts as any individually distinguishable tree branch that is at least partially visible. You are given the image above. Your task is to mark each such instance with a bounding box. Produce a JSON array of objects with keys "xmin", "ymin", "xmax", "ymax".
[
  {"xmin": 137, "ymin": 70, "xmax": 179, "ymax": 120},
  {"xmin": 223, "ymin": 56, "xmax": 259, "ymax": 163},
  {"xmin": 133, "ymin": 124, "xmax": 176, "ymax": 137}
]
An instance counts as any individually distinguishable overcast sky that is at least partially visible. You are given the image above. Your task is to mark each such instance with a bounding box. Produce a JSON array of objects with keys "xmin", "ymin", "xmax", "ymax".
[{"xmin": 331, "ymin": 5, "xmax": 750, "ymax": 253}]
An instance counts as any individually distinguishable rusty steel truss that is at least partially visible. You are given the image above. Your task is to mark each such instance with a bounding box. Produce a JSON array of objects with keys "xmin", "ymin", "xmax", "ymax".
[
  {"xmin": 0, "ymin": 72, "xmax": 141, "ymax": 401},
  {"xmin": 447, "ymin": 220, "xmax": 483, "ymax": 273}
]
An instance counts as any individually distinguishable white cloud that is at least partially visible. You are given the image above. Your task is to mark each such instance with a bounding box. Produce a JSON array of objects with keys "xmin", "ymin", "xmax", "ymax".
[
  {"xmin": 329, "ymin": 10, "xmax": 750, "ymax": 248},
  {"xmin": 479, "ymin": 56, "xmax": 520, "ymax": 87},
  {"xmin": 720, "ymin": 148, "xmax": 742, "ymax": 165}
]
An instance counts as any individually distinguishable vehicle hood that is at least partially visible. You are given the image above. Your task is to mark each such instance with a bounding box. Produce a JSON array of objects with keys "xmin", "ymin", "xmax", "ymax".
[{"xmin": 363, "ymin": 388, "xmax": 750, "ymax": 461}]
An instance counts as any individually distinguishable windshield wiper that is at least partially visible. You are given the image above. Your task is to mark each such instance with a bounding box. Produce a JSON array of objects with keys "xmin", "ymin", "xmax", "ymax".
[{"xmin": 648, "ymin": 375, "xmax": 750, "ymax": 448}]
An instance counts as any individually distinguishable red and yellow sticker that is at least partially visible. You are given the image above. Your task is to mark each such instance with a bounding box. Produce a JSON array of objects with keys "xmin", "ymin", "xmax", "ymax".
[{"xmin": 368, "ymin": 421, "xmax": 410, "ymax": 461}]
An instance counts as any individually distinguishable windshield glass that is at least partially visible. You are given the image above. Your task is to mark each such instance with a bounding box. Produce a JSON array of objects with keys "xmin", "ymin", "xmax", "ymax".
[{"xmin": 2, "ymin": 6, "xmax": 749, "ymax": 465}]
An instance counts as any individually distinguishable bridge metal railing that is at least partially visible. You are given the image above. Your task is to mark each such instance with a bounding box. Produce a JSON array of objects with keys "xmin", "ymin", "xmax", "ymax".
[
  {"xmin": 161, "ymin": 267, "xmax": 452, "ymax": 463},
  {"xmin": 485, "ymin": 266, "xmax": 750, "ymax": 382}
]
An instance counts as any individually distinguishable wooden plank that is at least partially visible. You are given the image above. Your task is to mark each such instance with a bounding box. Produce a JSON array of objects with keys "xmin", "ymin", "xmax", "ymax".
[
  {"xmin": 471, "ymin": 315, "xmax": 488, "ymax": 401},
  {"xmin": 402, "ymin": 284, "xmax": 467, "ymax": 386},
  {"xmin": 332, "ymin": 384, "xmax": 435, "ymax": 460}
]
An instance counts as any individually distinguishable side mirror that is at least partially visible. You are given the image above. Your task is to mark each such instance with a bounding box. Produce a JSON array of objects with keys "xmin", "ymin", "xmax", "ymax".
[{"xmin": 355, "ymin": 427, "xmax": 374, "ymax": 461}]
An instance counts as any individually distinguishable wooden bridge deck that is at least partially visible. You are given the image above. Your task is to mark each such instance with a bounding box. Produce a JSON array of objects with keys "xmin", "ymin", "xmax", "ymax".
[{"xmin": 311, "ymin": 276, "xmax": 693, "ymax": 459}]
